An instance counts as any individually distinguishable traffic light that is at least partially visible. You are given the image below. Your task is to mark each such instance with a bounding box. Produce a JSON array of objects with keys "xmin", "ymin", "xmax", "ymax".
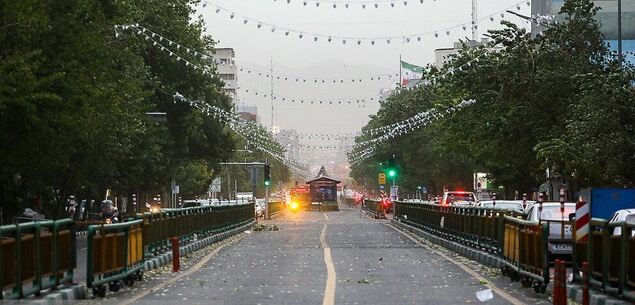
[
  {"xmin": 263, "ymin": 164, "xmax": 271, "ymax": 186},
  {"xmin": 387, "ymin": 155, "xmax": 397, "ymax": 178}
]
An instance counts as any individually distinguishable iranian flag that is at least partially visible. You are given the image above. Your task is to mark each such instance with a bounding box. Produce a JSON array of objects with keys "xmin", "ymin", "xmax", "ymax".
[{"xmin": 401, "ymin": 60, "xmax": 424, "ymax": 85}]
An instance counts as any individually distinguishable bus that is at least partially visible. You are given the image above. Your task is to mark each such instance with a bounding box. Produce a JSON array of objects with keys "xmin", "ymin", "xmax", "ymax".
[{"xmin": 290, "ymin": 185, "xmax": 311, "ymax": 211}]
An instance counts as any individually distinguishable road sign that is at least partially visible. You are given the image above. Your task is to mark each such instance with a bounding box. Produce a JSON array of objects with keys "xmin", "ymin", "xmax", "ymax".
[
  {"xmin": 210, "ymin": 178, "xmax": 221, "ymax": 192},
  {"xmin": 378, "ymin": 173, "xmax": 386, "ymax": 185},
  {"xmin": 390, "ymin": 185, "xmax": 398, "ymax": 200}
]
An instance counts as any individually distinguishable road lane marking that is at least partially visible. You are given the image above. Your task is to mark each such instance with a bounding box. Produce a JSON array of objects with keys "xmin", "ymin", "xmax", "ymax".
[
  {"xmin": 390, "ymin": 224, "xmax": 526, "ymax": 305},
  {"xmin": 118, "ymin": 234, "xmax": 247, "ymax": 305},
  {"xmin": 321, "ymin": 214, "xmax": 336, "ymax": 305}
]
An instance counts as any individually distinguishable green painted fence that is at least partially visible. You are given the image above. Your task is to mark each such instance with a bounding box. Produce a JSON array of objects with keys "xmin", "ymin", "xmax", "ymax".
[
  {"xmin": 581, "ymin": 218, "xmax": 635, "ymax": 302},
  {"xmin": 393, "ymin": 201, "xmax": 550, "ymax": 292},
  {"xmin": 86, "ymin": 202, "xmax": 254, "ymax": 297},
  {"xmin": 0, "ymin": 219, "xmax": 75, "ymax": 299},
  {"xmin": 361, "ymin": 199, "xmax": 385, "ymax": 219}
]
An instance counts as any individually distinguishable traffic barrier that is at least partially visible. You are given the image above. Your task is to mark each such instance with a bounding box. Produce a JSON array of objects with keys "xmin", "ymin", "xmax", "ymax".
[
  {"xmin": 137, "ymin": 203, "xmax": 254, "ymax": 257},
  {"xmin": 361, "ymin": 199, "xmax": 385, "ymax": 219},
  {"xmin": 86, "ymin": 219, "xmax": 144, "ymax": 297},
  {"xmin": 267, "ymin": 200, "xmax": 284, "ymax": 218},
  {"xmin": 586, "ymin": 217, "xmax": 635, "ymax": 301},
  {"xmin": 0, "ymin": 219, "xmax": 75, "ymax": 299},
  {"xmin": 394, "ymin": 201, "xmax": 548, "ymax": 292},
  {"xmin": 554, "ymin": 259, "xmax": 567, "ymax": 305},
  {"xmin": 500, "ymin": 215, "xmax": 549, "ymax": 293},
  {"xmin": 395, "ymin": 202, "xmax": 515, "ymax": 253}
]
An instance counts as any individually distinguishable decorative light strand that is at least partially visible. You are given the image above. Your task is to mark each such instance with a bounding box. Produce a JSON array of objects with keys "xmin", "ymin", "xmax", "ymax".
[
  {"xmin": 347, "ymin": 99, "xmax": 476, "ymax": 165},
  {"xmin": 173, "ymin": 92, "xmax": 312, "ymax": 178},
  {"xmin": 236, "ymin": 65, "xmax": 399, "ymax": 84},
  {"xmin": 272, "ymin": 0, "xmax": 426, "ymax": 9},
  {"xmin": 201, "ymin": 0, "xmax": 531, "ymax": 45},
  {"xmin": 239, "ymin": 87, "xmax": 375, "ymax": 107}
]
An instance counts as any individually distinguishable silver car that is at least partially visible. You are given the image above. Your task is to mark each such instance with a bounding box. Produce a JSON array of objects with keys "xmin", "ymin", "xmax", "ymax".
[
  {"xmin": 477, "ymin": 200, "xmax": 526, "ymax": 212},
  {"xmin": 525, "ymin": 202, "xmax": 576, "ymax": 256}
]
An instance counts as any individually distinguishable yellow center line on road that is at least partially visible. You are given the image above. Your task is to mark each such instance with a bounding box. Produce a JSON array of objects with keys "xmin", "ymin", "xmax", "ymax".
[
  {"xmin": 118, "ymin": 234, "xmax": 247, "ymax": 305},
  {"xmin": 389, "ymin": 224, "xmax": 526, "ymax": 305},
  {"xmin": 321, "ymin": 214, "xmax": 336, "ymax": 305}
]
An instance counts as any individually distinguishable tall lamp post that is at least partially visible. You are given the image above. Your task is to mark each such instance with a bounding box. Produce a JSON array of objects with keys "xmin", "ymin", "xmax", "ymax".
[{"xmin": 618, "ymin": 0, "xmax": 623, "ymax": 66}]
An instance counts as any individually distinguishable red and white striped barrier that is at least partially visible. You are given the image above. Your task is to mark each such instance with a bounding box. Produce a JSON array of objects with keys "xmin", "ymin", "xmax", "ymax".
[{"xmin": 576, "ymin": 200, "xmax": 590, "ymax": 242}]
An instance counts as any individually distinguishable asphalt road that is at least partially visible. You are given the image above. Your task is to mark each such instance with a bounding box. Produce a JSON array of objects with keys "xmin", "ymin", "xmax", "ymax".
[{"xmin": 86, "ymin": 205, "xmax": 553, "ymax": 305}]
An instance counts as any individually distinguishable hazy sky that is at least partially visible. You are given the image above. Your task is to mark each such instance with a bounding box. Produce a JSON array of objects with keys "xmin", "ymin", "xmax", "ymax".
[{"xmin": 195, "ymin": 0, "xmax": 531, "ymax": 166}]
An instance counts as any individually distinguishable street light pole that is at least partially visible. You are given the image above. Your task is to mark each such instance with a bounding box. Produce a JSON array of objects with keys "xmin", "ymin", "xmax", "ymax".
[{"xmin": 618, "ymin": 0, "xmax": 623, "ymax": 66}]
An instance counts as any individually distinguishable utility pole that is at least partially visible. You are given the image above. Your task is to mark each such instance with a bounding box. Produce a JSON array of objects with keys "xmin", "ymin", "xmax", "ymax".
[
  {"xmin": 472, "ymin": 0, "xmax": 478, "ymax": 41},
  {"xmin": 270, "ymin": 56, "xmax": 274, "ymax": 131},
  {"xmin": 618, "ymin": 0, "xmax": 623, "ymax": 67}
]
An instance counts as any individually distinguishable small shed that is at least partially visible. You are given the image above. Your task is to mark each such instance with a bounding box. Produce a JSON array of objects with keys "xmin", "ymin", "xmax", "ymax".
[{"xmin": 306, "ymin": 166, "xmax": 340, "ymax": 211}]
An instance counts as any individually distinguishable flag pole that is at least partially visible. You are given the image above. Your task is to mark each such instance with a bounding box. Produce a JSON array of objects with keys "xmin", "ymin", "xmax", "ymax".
[{"xmin": 399, "ymin": 55, "xmax": 402, "ymax": 86}]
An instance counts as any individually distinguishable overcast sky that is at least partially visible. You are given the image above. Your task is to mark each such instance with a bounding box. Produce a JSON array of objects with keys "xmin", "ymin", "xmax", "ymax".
[{"xmin": 195, "ymin": 0, "xmax": 531, "ymax": 167}]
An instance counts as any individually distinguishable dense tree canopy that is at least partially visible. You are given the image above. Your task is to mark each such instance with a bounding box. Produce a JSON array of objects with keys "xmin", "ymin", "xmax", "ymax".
[
  {"xmin": 349, "ymin": 0, "xmax": 635, "ymax": 199},
  {"xmin": 0, "ymin": 0, "xmax": 289, "ymax": 221}
]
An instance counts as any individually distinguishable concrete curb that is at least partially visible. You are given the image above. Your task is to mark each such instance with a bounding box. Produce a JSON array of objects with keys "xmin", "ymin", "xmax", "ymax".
[
  {"xmin": 566, "ymin": 283, "xmax": 632, "ymax": 305},
  {"xmin": 28, "ymin": 285, "xmax": 88, "ymax": 304}
]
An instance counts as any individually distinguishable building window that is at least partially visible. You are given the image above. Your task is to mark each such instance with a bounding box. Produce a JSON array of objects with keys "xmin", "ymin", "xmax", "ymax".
[{"xmin": 220, "ymin": 74, "xmax": 235, "ymax": 81}]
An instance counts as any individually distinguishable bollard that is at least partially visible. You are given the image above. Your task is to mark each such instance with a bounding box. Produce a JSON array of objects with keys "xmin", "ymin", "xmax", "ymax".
[
  {"xmin": 582, "ymin": 262, "xmax": 589, "ymax": 305},
  {"xmin": 172, "ymin": 237, "xmax": 180, "ymax": 272},
  {"xmin": 553, "ymin": 260, "xmax": 567, "ymax": 305},
  {"xmin": 554, "ymin": 259, "xmax": 561, "ymax": 305}
]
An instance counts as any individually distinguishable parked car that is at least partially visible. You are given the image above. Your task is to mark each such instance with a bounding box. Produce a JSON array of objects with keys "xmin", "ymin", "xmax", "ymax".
[
  {"xmin": 476, "ymin": 200, "xmax": 526, "ymax": 213},
  {"xmin": 525, "ymin": 202, "xmax": 576, "ymax": 257},
  {"xmin": 608, "ymin": 208, "xmax": 635, "ymax": 236},
  {"xmin": 441, "ymin": 191, "xmax": 476, "ymax": 206}
]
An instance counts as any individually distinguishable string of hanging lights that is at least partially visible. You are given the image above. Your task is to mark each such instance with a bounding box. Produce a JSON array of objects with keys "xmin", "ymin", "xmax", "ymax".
[
  {"xmin": 172, "ymin": 92, "xmax": 312, "ymax": 178},
  {"xmin": 200, "ymin": 0, "xmax": 531, "ymax": 45},
  {"xmin": 347, "ymin": 99, "xmax": 476, "ymax": 165},
  {"xmin": 236, "ymin": 65, "xmax": 399, "ymax": 84},
  {"xmin": 238, "ymin": 87, "xmax": 374, "ymax": 107}
]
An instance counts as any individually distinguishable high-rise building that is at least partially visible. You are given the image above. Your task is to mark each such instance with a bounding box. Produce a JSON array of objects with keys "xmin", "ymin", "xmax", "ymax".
[
  {"xmin": 532, "ymin": 0, "xmax": 635, "ymax": 63},
  {"xmin": 212, "ymin": 48, "xmax": 238, "ymax": 111}
]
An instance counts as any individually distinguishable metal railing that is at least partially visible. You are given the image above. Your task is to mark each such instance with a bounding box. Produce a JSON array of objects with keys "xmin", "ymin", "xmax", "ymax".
[
  {"xmin": 0, "ymin": 219, "xmax": 75, "ymax": 299},
  {"xmin": 361, "ymin": 199, "xmax": 385, "ymax": 219},
  {"xmin": 86, "ymin": 220, "xmax": 144, "ymax": 295},
  {"xmin": 393, "ymin": 201, "xmax": 549, "ymax": 292},
  {"xmin": 267, "ymin": 200, "xmax": 284, "ymax": 218},
  {"xmin": 84, "ymin": 202, "xmax": 254, "ymax": 297},
  {"xmin": 573, "ymin": 218, "xmax": 635, "ymax": 302}
]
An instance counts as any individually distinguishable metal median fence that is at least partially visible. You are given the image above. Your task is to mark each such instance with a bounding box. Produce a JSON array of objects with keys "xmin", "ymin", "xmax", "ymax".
[
  {"xmin": 86, "ymin": 202, "xmax": 255, "ymax": 296},
  {"xmin": 392, "ymin": 201, "xmax": 550, "ymax": 293},
  {"xmin": 1, "ymin": 202, "xmax": 255, "ymax": 299},
  {"xmin": 361, "ymin": 199, "xmax": 385, "ymax": 219},
  {"xmin": 0, "ymin": 218, "xmax": 75, "ymax": 299},
  {"xmin": 572, "ymin": 218, "xmax": 635, "ymax": 302}
]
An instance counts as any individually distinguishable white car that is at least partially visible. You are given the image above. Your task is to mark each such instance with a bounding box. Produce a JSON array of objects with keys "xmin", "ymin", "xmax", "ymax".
[
  {"xmin": 608, "ymin": 208, "xmax": 635, "ymax": 236},
  {"xmin": 440, "ymin": 191, "xmax": 476, "ymax": 206},
  {"xmin": 476, "ymin": 200, "xmax": 526, "ymax": 213},
  {"xmin": 525, "ymin": 202, "xmax": 576, "ymax": 256}
]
